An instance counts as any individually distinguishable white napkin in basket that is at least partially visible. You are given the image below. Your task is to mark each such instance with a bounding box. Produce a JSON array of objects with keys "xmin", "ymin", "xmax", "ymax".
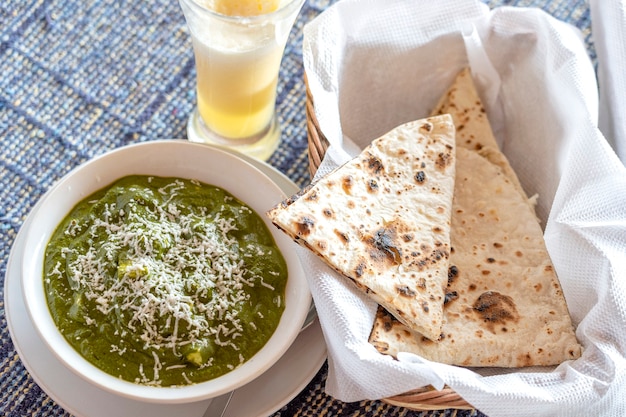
[
  {"xmin": 590, "ymin": 0, "xmax": 626, "ymax": 164},
  {"xmin": 300, "ymin": 1, "xmax": 626, "ymax": 416}
]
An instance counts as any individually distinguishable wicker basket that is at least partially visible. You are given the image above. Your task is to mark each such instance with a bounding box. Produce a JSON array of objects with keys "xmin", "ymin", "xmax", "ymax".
[
  {"xmin": 304, "ymin": 74, "xmax": 474, "ymax": 412},
  {"xmin": 305, "ymin": 73, "xmax": 331, "ymax": 177}
]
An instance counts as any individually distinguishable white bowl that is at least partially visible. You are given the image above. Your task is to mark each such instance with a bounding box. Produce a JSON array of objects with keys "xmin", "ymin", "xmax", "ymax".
[{"xmin": 21, "ymin": 140, "xmax": 311, "ymax": 404}]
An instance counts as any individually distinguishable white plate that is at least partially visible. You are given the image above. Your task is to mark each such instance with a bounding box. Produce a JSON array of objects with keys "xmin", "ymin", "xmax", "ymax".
[
  {"xmin": 4, "ymin": 143, "xmax": 327, "ymax": 417},
  {"xmin": 21, "ymin": 140, "xmax": 312, "ymax": 403}
]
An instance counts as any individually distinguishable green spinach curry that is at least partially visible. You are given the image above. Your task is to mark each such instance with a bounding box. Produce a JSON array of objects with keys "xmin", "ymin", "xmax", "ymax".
[{"xmin": 44, "ymin": 175, "xmax": 288, "ymax": 386}]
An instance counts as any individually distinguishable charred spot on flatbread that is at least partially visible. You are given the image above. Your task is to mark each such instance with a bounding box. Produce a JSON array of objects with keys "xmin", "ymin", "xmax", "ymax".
[
  {"xmin": 444, "ymin": 290, "xmax": 459, "ymax": 305},
  {"xmin": 415, "ymin": 170, "xmax": 426, "ymax": 184},
  {"xmin": 405, "ymin": 243, "xmax": 449, "ymax": 272},
  {"xmin": 334, "ymin": 229, "xmax": 350, "ymax": 244},
  {"xmin": 294, "ymin": 215, "xmax": 316, "ymax": 236},
  {"xmin": 342, "ymin": 175, "xmax": 354, "ymax": 195},
  {"xmin": 354, "ymin": 261, "xmax": 367, "ymax": 278},
  {"xmin": 396, "ymin": 285, "xmax": 417, "ymax": 297},
  {"xmin": 416, "ymin": 277, "xmax": 427, "ymax": 289},
  {"xmin": 367, "ymin": 179, "xmax": 379, "ymax": 192},
  {"xmin": 447, "ymin": 265, "xmax": 459, "ymax": 285},
  {"xmin": 365, "ymin": 226, "xmax": 403, "ymax": 265},
  {"xmin": 366, "ymin": 154, "xmax": 384, "ymax": 174},
  {"xmin": 305, "ymin": 190, "xmax": 319, "ymax": 201},
  {"xmin": 473, "ymin": 291, "xmax": 519, "ymax": 333},
  {"xmin": 436, "ymin": 146, "xmax": 454, "ymax": 171},
  {"xmin": 420, "ymin": 121, "xmax": 434, "ymax": 132}
]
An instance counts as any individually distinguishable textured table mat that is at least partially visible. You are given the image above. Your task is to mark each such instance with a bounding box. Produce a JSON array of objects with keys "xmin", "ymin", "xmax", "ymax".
[{"xmin": 0, "ymin": 0, "xmax": 595, "ymax": 416}]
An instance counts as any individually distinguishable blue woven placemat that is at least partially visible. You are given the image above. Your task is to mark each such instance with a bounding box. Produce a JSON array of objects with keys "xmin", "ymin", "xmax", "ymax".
[{"xmin": 0, "ymin": 0, "xmax": 595, "ymax": 416}]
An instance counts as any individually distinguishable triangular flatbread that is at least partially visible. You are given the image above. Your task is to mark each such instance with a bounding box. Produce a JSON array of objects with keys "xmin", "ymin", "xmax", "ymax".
[
  {"xmin": 431, "ymin": 68, "xmax": 529, "ymax": 201},
  {"xmin": 267, "ymin": 115, "xmax": 456, "ymax": 341},
  {"xmin": 369, "ymin": 147, "xmax": 582, "ymax": 367},
  {"xmin": 431, "ymin": 67, "xmax": 500, "ymax": 152}
]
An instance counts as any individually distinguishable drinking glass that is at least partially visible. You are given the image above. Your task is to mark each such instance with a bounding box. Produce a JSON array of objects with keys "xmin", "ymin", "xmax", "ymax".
[{"xmin": 179, "ymin": 0, "xmax": 306, "ymax": 160}]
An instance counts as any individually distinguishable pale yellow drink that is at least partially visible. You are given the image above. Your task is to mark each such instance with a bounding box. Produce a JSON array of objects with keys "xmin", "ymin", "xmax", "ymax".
[
  {"xmin": 180, "ymin": 0, "xmax": 304, "ymax": 159},
  {"xmin": 193, "ymin": 33, "xmax": 282, "ymax": 139},
  {"xmin": 193, "ymin": 0, "xmax": 282, "ymax": 139}
]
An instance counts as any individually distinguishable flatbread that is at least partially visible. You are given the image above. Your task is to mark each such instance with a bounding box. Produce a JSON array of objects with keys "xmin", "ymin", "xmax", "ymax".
[
  {"xmin": 369, "ymin": 147, "xmax": 582, "ymax": 367},
  {"xmin": 431, "ymin": 68, "xmax": 530, "ymax": 202},
  {"xmin": 267, "ymin": 115, "xmax": 456, "ymax": 341},
  {"xmin": 431, "ymin": 67, "xmax": 500, "ymax": 152}
]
